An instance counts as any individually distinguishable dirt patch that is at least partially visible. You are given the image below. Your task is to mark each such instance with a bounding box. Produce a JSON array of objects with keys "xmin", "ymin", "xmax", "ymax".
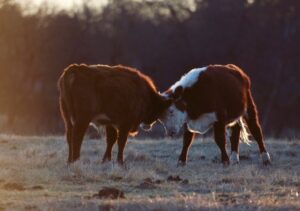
[
  {"xmin": 216, "ymin": 193, "xmax": 238, "ymax": 205},
  {"xmin": 285, "ymin": 151, "xmax": 297, "ymax": 157},
  {"xmin": 93, "ymin": 187, "xmax": 125, "ymax": 199},
  {"xmin": 24, "ymin": 205, "xmax": 39, "ymax": 210},
  {"xmin": 167, "ymin": 175, "xmax": 189, "ymax": 184},
  {"xmin": 217, "ymin": 178, "xmax": 235, "ymax": 184},
  {"xmin": 30, "ymin": 185, "xmax": 44, "ymax": 190},
  {"xmin": 167, "ymin": 175, "xmax": 182, "ymax": 182},
  {"xmin": 212, "ymin": 156, "xmax": 220, "ymax": 163},
  {"xmin": 0, "ymin": 140, "xmax": 8, "ymax": 144},
  {"xmin": 110, "ymin": 175, "xmax": 123, "ymax": 181},
  {"xmin": 239, "ymin": 155, "xmax": 251, "ymax": 160},
  {"xmin": 136, "ymin": 178, "xmax": 163, "ymax": 189},
  {"xmin": 3, "ymin": 182, "xmax": 25, "ymax": 191},
  {"xmin": 10, "ymin": 146, "xmax": 17, "ymax": 150}
]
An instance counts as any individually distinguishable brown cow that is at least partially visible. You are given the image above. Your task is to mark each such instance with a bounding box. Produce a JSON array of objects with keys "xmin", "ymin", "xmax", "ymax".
[
  {"xmin": 58, "ymin": 64, "xmax": 170, "ymax": 164},
  {"xmin": 159, "ymin": 64, "xmax": 271, "ymax": 166}
]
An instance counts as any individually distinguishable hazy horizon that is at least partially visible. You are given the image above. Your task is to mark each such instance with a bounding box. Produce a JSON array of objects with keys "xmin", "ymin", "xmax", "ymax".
[{"xmin": 12, "ymin": 0, "xmax": 109, "ymax": 13}]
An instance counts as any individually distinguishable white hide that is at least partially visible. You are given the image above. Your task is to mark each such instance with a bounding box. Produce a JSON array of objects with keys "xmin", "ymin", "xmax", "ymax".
[
  {"xmin": 170, "ymin": 67, "xmax": 207, "ymax": 91},
  {"xmin": 160, "ymin": 104, "xmax": 187, "ymax": 134},
  {"xmin": 160, "ymin": 104, "xmax": 217, "ymax": 135},
  {"xmin": 187, "ymin": 112, "xmax": 217, "ymax": 134}
]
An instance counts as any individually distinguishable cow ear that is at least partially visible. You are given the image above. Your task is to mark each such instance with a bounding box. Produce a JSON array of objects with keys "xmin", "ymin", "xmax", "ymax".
[{"xmin": 173, "ymin": 86, "xmax": 183, "ymax": 100}]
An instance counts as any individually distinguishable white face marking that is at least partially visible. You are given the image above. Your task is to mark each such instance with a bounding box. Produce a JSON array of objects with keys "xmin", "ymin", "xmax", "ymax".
[
  {"xmin": 230, "ymin": 151, "xmax": 239, "ymax": 164},
  {"xmin": 159, "ymin": 104, "xmax": 187, "ymax": 135},
  {"xmin": 187, "ymin": 112, "xmax": 217, "ymax": 134},
  {"xmin": 170, "ymin": 67, "xmax": 207, "ymax": 92}
]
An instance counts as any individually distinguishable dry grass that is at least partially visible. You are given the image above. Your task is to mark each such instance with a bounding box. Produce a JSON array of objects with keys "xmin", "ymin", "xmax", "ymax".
[{"xmin": 0, "ymin": 134, "xmax": 299, "ymax": 210}]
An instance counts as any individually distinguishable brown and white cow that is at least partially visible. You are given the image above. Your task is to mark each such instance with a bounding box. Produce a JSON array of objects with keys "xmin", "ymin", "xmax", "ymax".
[
  {"xmin": 58, "ymin": 64, "xmax": 171, "ymax": 164},
  {"xmin": 159, "ymin": 64, "xmax": 271, "ymax": 166}
]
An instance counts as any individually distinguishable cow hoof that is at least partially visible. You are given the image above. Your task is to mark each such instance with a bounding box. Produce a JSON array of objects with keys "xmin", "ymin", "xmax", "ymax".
[
  {"xmin": 67, "ymin": 158, "xmax": 78, "ymax": 166},
  {"xmin": 116, "ymin": 161, "xmax": 128, "ymax": 169},
  {"xmin": 230, "ymin": 151, "xmax": 239, "ymax": 165},
  {"xmin": 263, "ymin": 160, "xmax": 271, "ymax": 166},
  {"xmin": 102, "ymin": 158, "xmax": 112, "ymax": 164},
  {"xmin": 261, "ymin": 152, "xmax": 271, "ymax": 166},
  {"xmin": 223, "ymin": 161, "xmax": 230, "ymax": 167},
  {"xmin": 177, "ymin": 160, "xmax": 186, "ymax": 167}
]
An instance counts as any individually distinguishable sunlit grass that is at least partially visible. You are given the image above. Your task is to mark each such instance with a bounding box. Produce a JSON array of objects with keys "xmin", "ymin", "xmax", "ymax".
[{"xmin": 0, "ymin": 135, "xmax": 299, "ymax": 210}]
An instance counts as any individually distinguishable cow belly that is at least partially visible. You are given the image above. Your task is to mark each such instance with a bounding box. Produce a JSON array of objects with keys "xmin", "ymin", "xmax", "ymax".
[
  {"xmin": 187, "ymin": 112, "xmax": 217, "ymax": 134},
  {"xmin": 91, "ymin": 113, "xmax": 113, "ymax": 126}
]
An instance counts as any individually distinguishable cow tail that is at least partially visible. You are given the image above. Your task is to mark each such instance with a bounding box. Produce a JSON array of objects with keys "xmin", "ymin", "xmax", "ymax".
[
  {"xmin": 238, "ymin": 89, "xmax": 260, "ymax": 145},
  {"xmin": 237, "ymin": 117, "xmax": 251, "ymax": 145},
  {"xmin": 58, "ymin": 66, "xmax": 76, "ymax": 126}
]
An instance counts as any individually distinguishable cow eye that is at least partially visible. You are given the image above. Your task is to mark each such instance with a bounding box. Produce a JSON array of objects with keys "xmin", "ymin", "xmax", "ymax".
[{"xmin": 170, "ymin": 110, "xmax": 174, "ymax": 114}]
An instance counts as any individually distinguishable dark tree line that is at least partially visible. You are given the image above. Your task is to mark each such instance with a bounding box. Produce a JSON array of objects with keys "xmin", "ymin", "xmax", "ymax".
[{"xmin": 0, "ymin": 0, "xmax": 299, "ymax": 137}]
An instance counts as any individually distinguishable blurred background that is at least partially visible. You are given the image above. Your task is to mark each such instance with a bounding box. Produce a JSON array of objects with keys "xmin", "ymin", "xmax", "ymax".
[{"xmin": 0, "ymin": 0, "xmax": 299, "ymax": 137}]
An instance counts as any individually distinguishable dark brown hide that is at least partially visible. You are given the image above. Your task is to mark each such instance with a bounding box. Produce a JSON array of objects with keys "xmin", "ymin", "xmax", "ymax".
[
  {"xmin": 58, "ymin": 64, "xmax": 169, "ymax": 164},
  {"xmin": 171, "ymin": 64, "xmax": 268, "ymax": 165}
]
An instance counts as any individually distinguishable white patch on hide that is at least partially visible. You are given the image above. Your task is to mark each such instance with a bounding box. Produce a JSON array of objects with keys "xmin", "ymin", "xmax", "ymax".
[
  {"xmin": 187, "ymin": 112, "xmax": 217, "ymax": 134},
  {"xmin": 160, "ymin": 104, "xmax": 187, "ymax": 135},
  {"xmin": 170, "ymin": 67, "xmax": 207, "ymax": 91}
]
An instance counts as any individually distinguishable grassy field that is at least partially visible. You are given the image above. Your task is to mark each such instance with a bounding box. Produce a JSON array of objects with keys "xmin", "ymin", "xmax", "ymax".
[{"xmin": 0, "ymin": 134, "xmax": 299, "ymax": 210}]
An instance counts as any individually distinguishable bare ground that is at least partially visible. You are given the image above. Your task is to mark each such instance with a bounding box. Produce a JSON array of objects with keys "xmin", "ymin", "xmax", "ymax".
[{"xmin": 0, "ymin": 134, "xmax": 299, "ymax": 210}]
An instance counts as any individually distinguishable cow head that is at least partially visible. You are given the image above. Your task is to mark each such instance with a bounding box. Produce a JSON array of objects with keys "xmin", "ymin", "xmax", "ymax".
[
  {"xmin": 159, "ymin": 86, "xmax": 188, "ymax": 136},
  {"xmin": 140, "ymin": 92, "xmax": 173, "ymax": 131}
]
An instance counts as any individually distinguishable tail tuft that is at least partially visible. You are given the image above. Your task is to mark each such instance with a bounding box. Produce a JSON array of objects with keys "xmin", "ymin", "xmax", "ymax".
[{"xmin": 238, "ymin": 117, "xmax": 251, "ymax": 145}]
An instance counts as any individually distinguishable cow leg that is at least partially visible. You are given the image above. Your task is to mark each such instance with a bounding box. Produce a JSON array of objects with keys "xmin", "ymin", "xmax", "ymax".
[
  {"xmin": 68, "ymin": 119, "xmax": 89, "ymax": 163},
  {"xmin": 230, "ymin": 124, "xmax": 241, "ymax": 164},
  {"xmin": 66, "ymin": 123, "xmax": 73, "ymax": 163},
  {"xmin": 60, "ymin": 100, "xmax": 74, "ymax": 163},
  {"xmin": 246, "ymin": 91, "xmax": 271, "ymax": 165},
  {"xmin": 117, "ymin": 128, "xmax": 129, "ymax": 165},
  {"xmin": 102, "ymin": 126, "xmax": 118, "ymax": 163},
  {"xmin": 213, "ymin": 122, "xmax": 229, "ymax": 165},
  {"xmin": 245, "ymin": 117, "xmax": 271, "ymax": 165},
  {"xmin": 178, "ymin": 123, "xmax": 195, "ymax": 166},
  {"xmin": 64, "ymin": 115, "xmax": 74, "ymax": 163}
]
